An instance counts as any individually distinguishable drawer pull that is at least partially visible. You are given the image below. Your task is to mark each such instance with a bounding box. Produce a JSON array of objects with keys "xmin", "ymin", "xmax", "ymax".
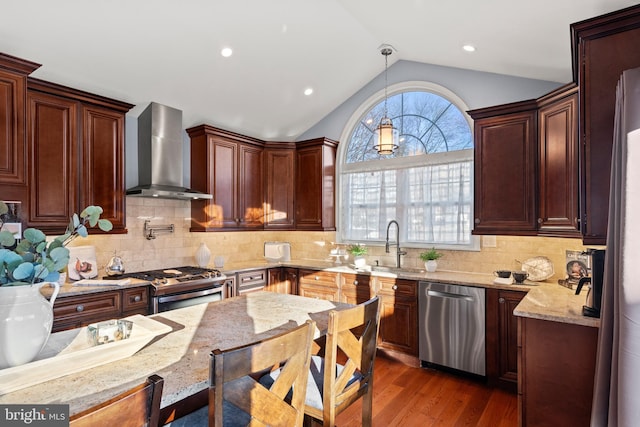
[
  {"xmin": 76, "ymin": 305, "xmax": 84, "ymax": 312},
  {"xmin": 353, "ymin": 280, "xmax": 359, "ymax": 285},
  {"xmin": 499, "ymin": 297, "xmax": 505, "ymax": 304},
  {"xmin": 315, "ymin": 276, "xmax": 320, "ymax": 280},
  {"xmin": 134, "ymin": 295, "xmax": 141, "ymax": 302},
  {"xmin": 392, "ymin": 285, "xmax": 398, "ymax": 290}
]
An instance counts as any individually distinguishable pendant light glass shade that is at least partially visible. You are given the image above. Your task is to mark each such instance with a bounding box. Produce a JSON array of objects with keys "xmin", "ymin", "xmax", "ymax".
[
  {"xmin": 374, "ymin": 45, "xmax": 398, "ymax": 155},
  {"xmin": 374, "ymin": 117, "xmax": 399, "ymax": 155}
]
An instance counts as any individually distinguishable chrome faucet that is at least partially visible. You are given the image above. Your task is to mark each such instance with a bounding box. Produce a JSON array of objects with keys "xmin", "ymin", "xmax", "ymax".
[{"xmin": 385, "ymin": 220, "xmax": 407, "ymax": 268}]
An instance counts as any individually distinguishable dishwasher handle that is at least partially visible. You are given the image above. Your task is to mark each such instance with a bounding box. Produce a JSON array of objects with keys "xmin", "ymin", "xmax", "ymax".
[{"xmin": 426, "ymin": 289, "xmax": 475, "ymax": 302}]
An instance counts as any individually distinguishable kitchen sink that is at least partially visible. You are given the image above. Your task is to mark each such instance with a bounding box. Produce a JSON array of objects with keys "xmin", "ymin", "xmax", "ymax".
[{"xmin": 371, "ymin": 266, "xmax": 425, "ymax": 274}]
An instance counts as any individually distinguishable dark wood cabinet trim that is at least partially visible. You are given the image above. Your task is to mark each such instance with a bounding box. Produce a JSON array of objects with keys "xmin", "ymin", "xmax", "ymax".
[{"xmin": 27, "ymin": 77, "xmax": 133, "ymax": 112}]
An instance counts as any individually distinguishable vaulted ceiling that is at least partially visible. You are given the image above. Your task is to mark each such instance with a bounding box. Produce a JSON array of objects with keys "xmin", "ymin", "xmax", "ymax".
[{"xmin": 1, "ymin": 0, "xmax": 637, "ymax": 141}]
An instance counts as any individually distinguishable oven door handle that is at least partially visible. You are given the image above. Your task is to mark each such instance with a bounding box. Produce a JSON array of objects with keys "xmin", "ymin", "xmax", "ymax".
[{"xmin": 157, "ymin": 286, "xmax": 224, "ymax": 304}]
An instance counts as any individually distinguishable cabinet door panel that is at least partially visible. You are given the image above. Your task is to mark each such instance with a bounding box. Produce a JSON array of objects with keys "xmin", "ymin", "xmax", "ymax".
[
  {"xmin": 264, "ymin": 148, "xmax": 295, "ymax": 229},
  {"xmin": 238, "ymin": 143, "xmax": 263, "ymax": 228},
  {"xmin": 473, "ymin": 110, "xmax": 537, "ymax": 234},
  {"xmin": 378, "ymin": 294, "xmax": 417, "ymax": 355},
  {"xmin": 295, "ymin": 147, "xmax": 322, "ymax": 228},
  {"xmin": 82, "ymin": 105, "xmax": 126, "ymax": 232},
  {"xmin": 27, "ymin": 92, "xmax": 78, "ymax": 230},
  {"xmin": 538, "ymin": 92, "xmax": 579, "ymax": 235},
  {"xmin": 213, "ymin": 138, "xmax": 238, "ymax": 227},
  {"xmin": 0, "ymin": 72, "xmax": 27, "ymax": 185}
]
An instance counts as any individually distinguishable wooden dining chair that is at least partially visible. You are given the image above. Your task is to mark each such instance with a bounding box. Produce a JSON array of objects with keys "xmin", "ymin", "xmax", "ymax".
[
  {"xmin": 209, "ymin": 319, "xmax": 316, "ymax": 427},
  {"xmin": 262, "ymin": 296, "xmax": 380, "ymax": 427},
  {"xmin": 69, "ymin": 374, "xmax": 164, "ymax": 427}
]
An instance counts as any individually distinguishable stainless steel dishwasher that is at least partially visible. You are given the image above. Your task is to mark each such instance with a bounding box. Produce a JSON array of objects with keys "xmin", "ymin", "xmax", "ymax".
[{"xmin": 418, "ymin": 282, "xmax": 485, "ymax": 376}]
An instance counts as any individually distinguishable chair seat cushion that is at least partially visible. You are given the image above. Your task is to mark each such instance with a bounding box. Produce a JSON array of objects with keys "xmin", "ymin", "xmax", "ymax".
[
  {"xmin": 260, "ymin": 355, "xmax": 363, "ymax": 411},
  {"xmin": 166, "ymin": 401, "xmax": 251, "ymax": 427}
]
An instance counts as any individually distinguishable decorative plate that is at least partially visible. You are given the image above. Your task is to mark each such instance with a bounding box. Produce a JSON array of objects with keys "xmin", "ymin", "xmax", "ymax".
[{"xmin": 521, "ymin": 256, "xmax": 555, "ymax": 281}]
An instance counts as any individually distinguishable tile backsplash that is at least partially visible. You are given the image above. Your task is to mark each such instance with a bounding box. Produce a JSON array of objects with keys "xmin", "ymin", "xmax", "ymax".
[{"xmin": 68, "ymin": 197, "xmax": 591, "ymax": 282}]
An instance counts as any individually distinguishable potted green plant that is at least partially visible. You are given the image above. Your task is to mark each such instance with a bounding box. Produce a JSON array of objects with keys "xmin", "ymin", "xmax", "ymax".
[
  {"xmin": 347, "ymin": 244, "xmax": 368, "ymax": 268},
  {"xmin": 0, "ymin": 201, "xmax": 112, "ymax": 368},
  {"xmin": 420, "ymin": 248, "xmax": 443, "ymax": 272}
]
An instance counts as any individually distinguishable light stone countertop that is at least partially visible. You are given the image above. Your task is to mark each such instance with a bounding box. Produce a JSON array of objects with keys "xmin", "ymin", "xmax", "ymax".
[
  {"xmin": 0, "ymin": 292, "xmax": 350, "ymax": 415},
  {"xmin": 222, "ymin": 260, "xmax": 599, "ymax": 328}
]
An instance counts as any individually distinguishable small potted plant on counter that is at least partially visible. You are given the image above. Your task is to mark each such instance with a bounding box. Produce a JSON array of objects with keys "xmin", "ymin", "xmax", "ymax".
[
  {"xmin": 347, "ymin": 244, "xmax": 368, "ymax": 269},
  {"xmin": 420, "ymin": 248, "xmax": 443, "ymax": 272}
]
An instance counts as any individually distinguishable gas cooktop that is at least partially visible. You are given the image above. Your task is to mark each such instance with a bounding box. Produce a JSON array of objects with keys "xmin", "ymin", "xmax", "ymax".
[{"xmin": 104, "ymin": 266, "xmax": 225, "ymax": 287}]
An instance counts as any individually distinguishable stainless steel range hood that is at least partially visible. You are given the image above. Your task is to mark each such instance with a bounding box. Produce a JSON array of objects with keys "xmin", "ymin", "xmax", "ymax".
[{"xmin": 126, "ymin": 102, "xmax": 212, "ymax": 200}]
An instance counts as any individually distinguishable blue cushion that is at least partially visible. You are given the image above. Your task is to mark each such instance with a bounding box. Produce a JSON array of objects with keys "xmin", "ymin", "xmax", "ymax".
[
  {"xmin": 260, "ymin": 355, "xmax": 363, "ymax": 411},
  {"xmin": 166, "ymin": 401, "xmax": 251, "ymax": 427}
]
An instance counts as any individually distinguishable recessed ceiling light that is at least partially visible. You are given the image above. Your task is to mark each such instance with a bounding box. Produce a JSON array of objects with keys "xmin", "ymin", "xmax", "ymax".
[
  {"xmin": 304, "ymin": 87, "xmax": 313, "ymax": 96},
  {"xmin": 463, "ymin": 45, "xmax": 476, "ymax": 52},
  {"xmin": 221, "ymin": 47, "xmax": 233, "ymax": 57}
]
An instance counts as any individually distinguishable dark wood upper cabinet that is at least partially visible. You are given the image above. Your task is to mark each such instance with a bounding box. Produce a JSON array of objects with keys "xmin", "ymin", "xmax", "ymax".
[
  {"xmin": 81, "ymin": 104, "xmax": 127, "ymax": 231},
  {"xmin": 469, "ymin": 101, "xmax": 538, "ymax": 235},
  {"xmin": 187, "ymin": 125, "xmax": 264, "ymax": 231},
  {"xmin": 0, "ymin": 54, "xmax": 40, "ymax": 189},
  {"xmin": 26, "ymin": 78, "xmax": 132, "ymax": 234},
  {"xmin": 537, "ymin": 84, "xmax": 580, "ymax": 236},
  {"xmin": 27, "ymin": 90, "xmax": 79, "ymax": 229},
  {"xmin": 294, "ymin": 137, "xmax": 337, "ymax": 231},
  {"xmin": 264, "ymin": 143, "xmax": 295, "ymax": 230},
  {"xmin": 469, "ymin": 83, "xmax": 582, "ymax": 238},
  {"xmin": 571, "ymin": 5, "xmax": 640, "ymax": 244}
]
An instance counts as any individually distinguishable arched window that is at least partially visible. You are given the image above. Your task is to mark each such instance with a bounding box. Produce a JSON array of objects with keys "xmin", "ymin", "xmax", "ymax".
[{"xmin": 338, "ymin": 83, "xmax": 477, "ymax": 250}]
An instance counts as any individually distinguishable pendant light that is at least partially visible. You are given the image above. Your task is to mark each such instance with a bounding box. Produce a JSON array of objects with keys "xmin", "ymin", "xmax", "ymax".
[{"xmin": 374, "ymin": 45, "xmax": 399, "ymax": 155}]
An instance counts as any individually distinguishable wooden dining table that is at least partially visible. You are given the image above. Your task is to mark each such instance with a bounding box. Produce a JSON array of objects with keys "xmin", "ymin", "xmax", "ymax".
[{"xmin": 0, "ymin": 291, "xmax": 351, "ymax": 424}]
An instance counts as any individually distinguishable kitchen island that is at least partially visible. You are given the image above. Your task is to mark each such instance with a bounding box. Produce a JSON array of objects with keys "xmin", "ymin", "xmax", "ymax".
[{"xmin": 0, "ymin": 292, "xmax": 351, "ymax": 424}]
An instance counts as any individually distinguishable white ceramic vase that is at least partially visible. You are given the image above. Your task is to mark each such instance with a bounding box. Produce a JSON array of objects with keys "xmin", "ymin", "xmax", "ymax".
[
  {"xmin": 0, "ymin": 282, "xmax": 60, "ymax": 369},
  {"xmin": 195, "ymin": 242, "xmax": 211, "ymax": 268},
  {"xmin": 425, "ymin": 260, "xmax": 438, "ymax": 272}
]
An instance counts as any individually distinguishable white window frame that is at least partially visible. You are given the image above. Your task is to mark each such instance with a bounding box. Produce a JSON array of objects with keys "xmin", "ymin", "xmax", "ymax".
[{"xmin": 336, "ymin": 81, "xmax": 480, "ymax": 251}]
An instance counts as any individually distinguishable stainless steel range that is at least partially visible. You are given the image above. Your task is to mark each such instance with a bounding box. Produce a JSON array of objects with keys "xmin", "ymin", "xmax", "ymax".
[{"xmin": 106, "ymin": 266, "xmax": 227, "ymax": 313}]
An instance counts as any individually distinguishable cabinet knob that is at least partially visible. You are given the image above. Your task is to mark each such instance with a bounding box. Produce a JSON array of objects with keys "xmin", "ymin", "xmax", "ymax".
[
  {"xmin": 76, "ymin": 305, "xmax": 84, "ymax": 312},
  {"xmin": 353, "ymin": 280, "xmax": 359, "ymax": 285},
  {"xmin": 392, "ymin": 285, "xmax": 398, "ymax": 290},
  {"xmin": 314, "ymin": 276, "xmax": 320, "ymax": 280},
  {"xmin": 537, "ymin": 218, "xmax": 543, "ymax": 224},
  {"xmin": 474, "ymin": 218, "xmax": 480, "ymax": 224},
  {"xmin": 499, "ymin": 297, "xmax": 505, "ymax": 304},
  {"xmin": 134, "ymin": 295, "xmax": 141, "ymax": 302}
]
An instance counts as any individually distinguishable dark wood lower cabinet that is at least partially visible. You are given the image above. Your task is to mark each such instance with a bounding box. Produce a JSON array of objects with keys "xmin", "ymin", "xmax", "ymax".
[
  {"xmin": 486, "ymin": 288, "xmax": 526, "ymax": 392},
  {"xmin": 374, "ymin": 277, "xmax": 418, "ymax": 366},
  {"xmin": 266, "ymin": 267, "xmax": 297, "ymax": 294},
  {"xmin": 339, "ymin": 273, "xmax": 372, "ymax": 305},
  {"xmin": 52, "ymin": 287, "xmax": 150, "ymax": 333},
  {"xmin": 518, "ymin": 317, "xmax": 598, "ymax": 427},
  {"xmin": 297, "ymin": 269, "xmax": 339, "ymax": 301}
]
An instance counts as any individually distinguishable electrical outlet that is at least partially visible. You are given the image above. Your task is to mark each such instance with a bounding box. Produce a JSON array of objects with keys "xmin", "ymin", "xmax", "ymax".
[{"xmin": 482, "ymin": 235, "xmax": 497, "ymax": 248}]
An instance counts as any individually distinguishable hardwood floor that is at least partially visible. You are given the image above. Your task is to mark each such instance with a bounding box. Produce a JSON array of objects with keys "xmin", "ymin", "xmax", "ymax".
[{"xmin": 334, "ymin": 356, "xmax": 518, "ymax": 427}]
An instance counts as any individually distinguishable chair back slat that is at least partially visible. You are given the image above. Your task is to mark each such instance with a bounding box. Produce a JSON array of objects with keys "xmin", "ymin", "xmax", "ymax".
[
  {"xmin": 309, "ymin": 296, "xmax": 380, "ymax": 427},
  {"xmin": 211, "ymin": 320, "xmax": 316, "ymax": 427}
]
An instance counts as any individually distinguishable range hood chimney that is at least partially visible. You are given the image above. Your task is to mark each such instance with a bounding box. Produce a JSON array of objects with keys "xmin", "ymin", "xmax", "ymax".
[{"xmin": 126, "ymin": 102, "xmax": 212, "ymax": 200}]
